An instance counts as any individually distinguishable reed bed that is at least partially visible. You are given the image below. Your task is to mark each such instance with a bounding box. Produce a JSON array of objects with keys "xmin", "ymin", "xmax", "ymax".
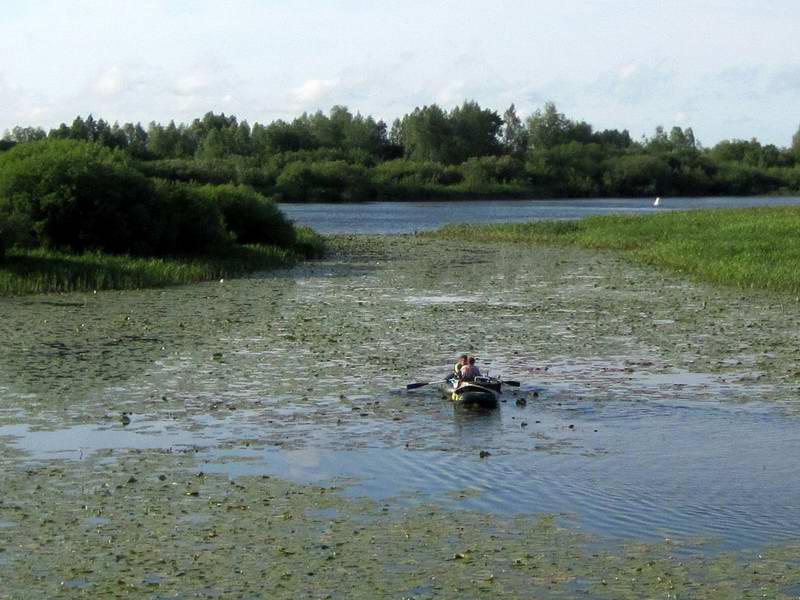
[
  {"xmin": 0, "ymin": 237, "xmax": 324, "ymax": 296},
  {"xmin": 431, "ymin": 206, "xmax": 800, "ymax": 294}
]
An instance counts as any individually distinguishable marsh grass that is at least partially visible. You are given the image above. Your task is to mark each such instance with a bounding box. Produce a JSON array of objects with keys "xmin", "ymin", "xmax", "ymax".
[
  {"xmin": 293, "ymin": 225, "xmax": 326, "ymax": 259},
  {"xmin": 0, "ymin": 235, "xmax": 325, "ymax": 296},
  {"xmin": 431, "ymin": 206, "xmax": 800, "ymax": 294}
]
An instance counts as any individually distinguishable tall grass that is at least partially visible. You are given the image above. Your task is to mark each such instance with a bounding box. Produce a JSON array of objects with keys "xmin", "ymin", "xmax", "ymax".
[
  {"xmin": 293, "ymin": 226, "xmax": 326, "ymax": 259},
  {"xmin": 430, "ymin": 206, "xmax": 800, "ymax": 294},
  {"xmin": 0, "ymin": 232, "xmax": 326, "ymax": 296}
]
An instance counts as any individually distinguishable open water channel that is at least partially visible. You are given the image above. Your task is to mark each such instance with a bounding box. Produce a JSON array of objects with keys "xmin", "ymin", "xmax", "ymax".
[
  {"xmin": 2, "ymin": 201, "xmax": 800, "ymax": 597},
  {"xmin": 279, "ymin": 195, "xmax": 800, "ymax": 233}
]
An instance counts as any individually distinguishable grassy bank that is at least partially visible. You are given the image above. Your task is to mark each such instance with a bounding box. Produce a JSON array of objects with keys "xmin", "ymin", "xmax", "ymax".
[
  {"xmin": 0, "ymin": 227, "xmax": 325, "ymax": 296},
  {"xmin": 430, "ymin": 206, "xmax": 800, "ymax": 294}
]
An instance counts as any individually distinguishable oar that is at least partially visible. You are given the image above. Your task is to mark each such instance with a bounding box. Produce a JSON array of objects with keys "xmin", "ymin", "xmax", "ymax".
[
  {"xmin": 406, "ymin": 380, "xmax": 444, "ymax": 390},
  {"xmin": 501, "ymin": 380, "xmax": 521, "ymax": 387}
]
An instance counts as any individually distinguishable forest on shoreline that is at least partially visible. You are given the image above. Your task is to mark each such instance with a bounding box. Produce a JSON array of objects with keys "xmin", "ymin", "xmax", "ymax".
[
  {"xmin": 2, "ymin": 100, "xmax": 800, "ymax": 293},
  {"xmin": 4, "ymin": 101, "xmax": 800, "ymax": 203}
]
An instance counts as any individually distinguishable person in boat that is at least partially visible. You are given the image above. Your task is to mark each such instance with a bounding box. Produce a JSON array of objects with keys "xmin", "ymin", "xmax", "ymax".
[
  {"xmin": 450, "ymin": 354, "xmax": 469, "ymax": 379},
  {"xmin": 459, "ymin": 356, "xmax": 481, "ymax": 381}
]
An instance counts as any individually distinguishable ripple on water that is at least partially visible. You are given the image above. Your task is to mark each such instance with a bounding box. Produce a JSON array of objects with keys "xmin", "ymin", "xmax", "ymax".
[{"xmin": 187, "ymin": 397, "xmax": 800, "ymax": 551}]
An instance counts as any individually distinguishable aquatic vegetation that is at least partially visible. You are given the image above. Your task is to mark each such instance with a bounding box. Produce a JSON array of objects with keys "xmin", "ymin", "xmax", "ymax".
[
  {"xmin": 2, "ymin": 450, "xmax": 800, "ymax": 598},
  {"xmin": 0, "ymin": 244, "xmax": 306, "ymax": 295},
  {"xmin": 429, "ymin": 206, "xmax": 800, "ymax": 294},
  {"xmin": 3, "ymin": 235, "xmax": 800, "ymax": 597},
  {"xmin": 0, "ymin": 226, "xmax": 325, "ymax": 296}
]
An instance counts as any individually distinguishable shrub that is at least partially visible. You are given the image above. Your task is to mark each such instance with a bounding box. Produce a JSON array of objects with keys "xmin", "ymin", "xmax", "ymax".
[
  {"xmin": 459, "ymin": 155, "xmax": 523, "ymax": 189},
  {"xmin": 710, "ymin": 162, "xmax": 783, "ymax": 195},
  {"xmin": 293, "ymin": 226, "xmax": 326, "ymax": 259},
  {"xmin": 195, "ymin": 184, "xmax": 295, "ymax": 247},
  {"xmin": 600, "ymin": 154, "xmax": 672, "ymax": 197},
  {"xmin": 0, "ymin": 212, "xmax": 31, "ymax": 261},
  {"xmin": 0, "ymin": 139, "xmax": 159, "ymax": 254},
  {"xmin": 275, "ymin": 160, "xmax": 371, "ymax": 201},
  {"xmin": 136, "ymin": 158, "xmax": 238, "ymax": 185},
  {"xmin": 150, "ymin": 181, "xmax": 230, "ymax": 255},
  {"xmin": 371, "ymin": 159, "xmax": 449, "ymax": 186}
]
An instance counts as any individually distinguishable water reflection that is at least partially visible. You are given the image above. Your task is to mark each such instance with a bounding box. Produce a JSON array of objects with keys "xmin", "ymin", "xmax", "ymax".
[{"xmin": 452, "ymin": 403, "xmax": 503, "ymax": 446}]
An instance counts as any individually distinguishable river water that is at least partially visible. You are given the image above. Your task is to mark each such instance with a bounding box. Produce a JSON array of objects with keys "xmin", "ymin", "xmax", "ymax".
[
  {"xmin": 2, "ymin": 236, "xmax": 800, "ymax": 557},
  {"xmin": 279, "ymin": 195, "xmax": 800, "ymax": 234}
]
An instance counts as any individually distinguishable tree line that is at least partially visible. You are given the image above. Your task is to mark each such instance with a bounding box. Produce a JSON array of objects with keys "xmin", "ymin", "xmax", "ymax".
[{"xmin": 3, "ymin": 101, "xmax": 800, "ymax": 203}]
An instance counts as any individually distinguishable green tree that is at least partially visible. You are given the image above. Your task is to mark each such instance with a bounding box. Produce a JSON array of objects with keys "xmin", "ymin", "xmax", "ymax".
[
  {"xmin": 594, "ymin": 128, "xmax": 633, "ymax": 149},
  {"xmin": 448, "ymin": 101, "xmax": 503, "ymax": 161},
  {"xmin": 196, "ymin": 129, "xmax": 227, "ymax": 160},
  {"xmin": 0, "ymin": 139, "xmax": 159, "ymax": 253},
  {"xmin": 501, "ymin": 104, "xmax": 527, "ymax": 156},
  {"xmin": 2, "ymin": 126, "xmax": 46, "ymax": 143},
  {"xmin": 526, "ymin": 102, "xmax": 593, "ymax": 150},
  {"xmin": 646, "ymin": 125, "xmax": 697, "ymax": 154},
  {"xmin": 257, "ymin": 119, "xmax": 316, "ymax": 154},
  {"xmin": 668, "ymin": 126, "xmax": 696, "ymax": 150},
  {"xmin": 121, "ymin": 122, "xmax": 150, "ymax": 158},
  {"xmin": 394, "ymin": 104, "xmax": 453, "ymax": 163},
  {"xmin": 147, "ymin": 121, "xmax": 194, "ymax": 158},
  {"xmin": 526, "ymin": 142, "xmax": 604, "ymax": 196},
  {"xmin": 602, "ymin": 154, "xmax": 672, "ymax": 196}
]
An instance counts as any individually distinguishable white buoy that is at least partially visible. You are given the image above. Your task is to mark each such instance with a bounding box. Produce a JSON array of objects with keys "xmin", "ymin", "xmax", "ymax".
[{"xmin": 653, "ymin": 197, "xmax": 661, "ymax": 207}]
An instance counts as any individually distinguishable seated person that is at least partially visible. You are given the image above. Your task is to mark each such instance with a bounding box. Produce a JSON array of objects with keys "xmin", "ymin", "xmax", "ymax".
[
  {"xmin": 449, "ymin": 354, "xmax": 468, "ymax": 380},
  {"xmin": 459, "ymin": 356, "xmax": 481, "ymax": 381}
]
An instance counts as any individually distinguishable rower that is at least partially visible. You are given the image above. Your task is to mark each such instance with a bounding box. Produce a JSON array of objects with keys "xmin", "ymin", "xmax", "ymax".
[
  {"xmin": 451, "ymin": 354, "xmax": 468, "ymax": 379},
  {"xmin": 460, "ymin": 356, "xmax": 481, "ymax": 381}
]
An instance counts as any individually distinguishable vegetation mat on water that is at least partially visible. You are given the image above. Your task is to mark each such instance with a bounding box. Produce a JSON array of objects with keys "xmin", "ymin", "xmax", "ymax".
[
  {"xmin": 2, "ymin": 450, "xmax": 800, "ymax": 599},
  {"xmin": 430, "ymin": 206, "xmax": 800, "ymax": 294},
  {"xmin": 0, "ymin": 234, "xmax": 324, "ymax": 296}
]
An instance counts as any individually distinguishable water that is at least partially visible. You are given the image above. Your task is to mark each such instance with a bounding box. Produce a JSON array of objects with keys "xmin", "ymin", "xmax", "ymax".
[
  {"xmin": 279, "ymin": 196, "xmax": 800, "ymax": 234},
  {"xmin": 2, "ymin": 236, "xmax": 800, "ymax": 553},
  {"xmin": 3, "ymin": 395, "xmax": 799, "ymax": 550},
  {"xmin": 206, "ymin": 399, "xmax": 800, "ymax": 551}
]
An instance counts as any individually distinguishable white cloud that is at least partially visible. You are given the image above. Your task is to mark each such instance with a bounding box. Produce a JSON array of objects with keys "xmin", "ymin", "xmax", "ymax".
[
  {"xmin": 93, "ymin": 66, "xmax": 124, "ymax": 97},
  {"xmin": 3, "ymin": 2, "xmax": 800, "ymax": 145},
  {"xmin": 434, "ymin": 81, "xmax": 465, "ymax": 106},
  {"xmin": 174, "ymin": 74, "xmax": 211, "ymax": 96},
  {"xmin": 0, "ymin": 73, "xmax": 53, "ymax": 128},
  {"xmin": 618, "ymin": 64, "xmax": 640, "ymax": 81},
  {"xmin": 291, "ymin": 78, "xmax": 339, "ymax": 104},
  {"xmin": 674, "ymin": 112, "xmax": 689, "ymax": 125},
  {"xmin": 768, "ymin": 65, "xmax": 800, "ymax": 95}
]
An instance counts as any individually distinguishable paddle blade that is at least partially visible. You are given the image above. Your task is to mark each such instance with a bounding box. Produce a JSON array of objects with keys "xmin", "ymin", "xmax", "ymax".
[
  {"xmin": 502, "ymin": 380, "xmax": 521, "ymax": 387},
  {"xmin": 406, "ymin": 381, "xmax": 431, "ymax": 390}
]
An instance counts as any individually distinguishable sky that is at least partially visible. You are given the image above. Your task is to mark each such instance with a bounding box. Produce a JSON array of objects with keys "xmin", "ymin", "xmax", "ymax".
[{"xmin": 2, "ymin": 0, "xmax": 799, "ymax": 146}]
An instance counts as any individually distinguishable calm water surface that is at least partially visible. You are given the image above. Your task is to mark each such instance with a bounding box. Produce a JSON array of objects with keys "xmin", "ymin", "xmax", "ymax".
[{"xmin": 279, "ymin": 196, "xmax": 800, "ymax": 234}]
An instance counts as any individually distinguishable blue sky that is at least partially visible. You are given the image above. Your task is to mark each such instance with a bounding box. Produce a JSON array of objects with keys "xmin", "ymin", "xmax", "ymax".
[{"xmin": 2, "ymin": 0, "xmax": 799, "ymax": 146}]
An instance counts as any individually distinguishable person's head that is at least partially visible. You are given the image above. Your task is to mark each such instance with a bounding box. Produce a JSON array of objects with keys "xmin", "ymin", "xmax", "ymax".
[
  {"xmin": 468, "ymin": 356, "xmax": 476, "ymax": 365},
  {"xmin": 458, "ymin": 354, "xmax": 468, "ymax": 365}
]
